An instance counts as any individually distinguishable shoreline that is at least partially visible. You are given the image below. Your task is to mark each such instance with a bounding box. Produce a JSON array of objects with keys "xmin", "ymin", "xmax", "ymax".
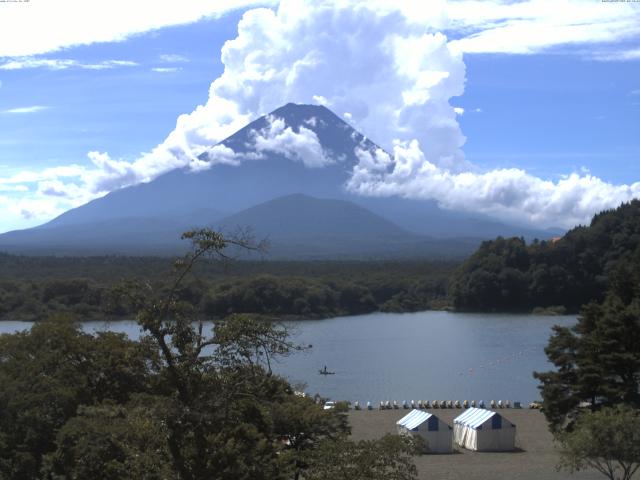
[{"xmin": 0, "ymin": 307, "xmax": 577, "ymax": 323}]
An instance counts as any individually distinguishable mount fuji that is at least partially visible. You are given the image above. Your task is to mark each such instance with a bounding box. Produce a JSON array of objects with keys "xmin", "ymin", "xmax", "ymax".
[{"xmin": 0, "ymin": 103, "xmax": 558, "ymax": 258}]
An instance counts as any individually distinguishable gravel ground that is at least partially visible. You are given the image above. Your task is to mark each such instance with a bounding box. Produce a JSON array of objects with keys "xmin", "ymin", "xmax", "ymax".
[{"xmin": 348, "ymin": 409, "xmax": 623, "ymax": 480}]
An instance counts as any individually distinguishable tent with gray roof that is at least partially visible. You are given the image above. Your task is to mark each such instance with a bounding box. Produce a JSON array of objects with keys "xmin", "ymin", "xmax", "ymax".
[
  {"xmin": 453, "ymin": 407, "xmax": 516, "ymax": 451},
  {"xmin": 396, "ymin": 409, "xmax": 453, "ymax": 453}
]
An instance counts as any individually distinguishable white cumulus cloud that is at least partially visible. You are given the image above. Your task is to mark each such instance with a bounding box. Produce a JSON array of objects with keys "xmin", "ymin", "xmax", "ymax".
[
  {"xmin": 347, "ymin": 140, "xmax": 640, "ymax": 229},
  {"xmin": 154, "ymin": 0, "xmax": 468, "ymax": 175},
  {"xmin": 250, "ymin": 116, "xmax": 332, "ymax": 168},
  {"xmin": 1, "ymin": 0, "xmax": 639, "ymax": 233}
]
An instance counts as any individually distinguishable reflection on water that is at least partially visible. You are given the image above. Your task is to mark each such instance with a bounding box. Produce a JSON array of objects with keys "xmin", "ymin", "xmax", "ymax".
[{"xmin": 0, "ymin": 311, "xmax": 575, "ymax": 403}]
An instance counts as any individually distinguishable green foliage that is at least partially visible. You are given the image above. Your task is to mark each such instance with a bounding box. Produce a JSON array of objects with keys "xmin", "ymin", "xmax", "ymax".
[
  {"xmin": 44, "ymin": 401, "xmax": 175, "ymax": 480},
  {"xmin": 450, "ymin": 200, "xmax": 640, "ymax": 312},
  {"xmin": 556, "ymin": 405, "xmax": 640, "ymax": 480},
  {"xmin": 271, "ymin": 394, "xmax": 350, "ymax": 478},
  {"xmin": 0, "ymin": 316, "xmax": 151, "ymax": 478},
  {"xmin": 534, "ymin": 247, "xmax": 640, "ymax": 431},
  {"xmin": 304, "ymin": 434, "xmax": 419, "ymax": 480},
  {"xmin": 0, "ymin": 257, "xmax": 455, "ymax": 321}
]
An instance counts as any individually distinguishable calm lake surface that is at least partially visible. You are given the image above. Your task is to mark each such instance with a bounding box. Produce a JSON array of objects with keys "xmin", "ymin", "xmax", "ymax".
[{"xmin": 0, "ymin": 311, "xmax": 575, "ymax": 404}]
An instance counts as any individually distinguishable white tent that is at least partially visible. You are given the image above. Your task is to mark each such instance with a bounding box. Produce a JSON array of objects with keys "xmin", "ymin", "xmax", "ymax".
[
  {"xmin": 453, "ymin": 408, "xmax": 516, "ymax": 451},
  {"xmin": 396, "ymin": 409, "xmax": 453, "ymax": 453}
]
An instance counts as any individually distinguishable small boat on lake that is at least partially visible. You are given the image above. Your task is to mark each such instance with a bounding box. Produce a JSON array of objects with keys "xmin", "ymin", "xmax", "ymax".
[{"xmin": 319, "ymin": 365, "xmax": 335, "ymax": 375}]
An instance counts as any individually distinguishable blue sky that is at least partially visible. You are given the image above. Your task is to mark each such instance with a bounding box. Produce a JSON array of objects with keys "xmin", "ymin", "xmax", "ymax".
[
  {"xmin": 460, "ymin": 53, "xmax": 640, "ymax": 183},
  {"xmin": 0, "ymin": 0, "xmax": 639, "ymax": 232},
  {"xmin": 0, "ymin": 16, "xmax": 240, "ymax": 174}
]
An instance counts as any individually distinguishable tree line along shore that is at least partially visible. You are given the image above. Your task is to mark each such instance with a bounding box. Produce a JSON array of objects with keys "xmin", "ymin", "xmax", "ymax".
[
  {"xmin": 0, "ymin": 257, "xmax": 453, "ymax": 321},
  {"xmin": 3, "ymin": 200, "xmax": 640, "ymax": 322}
]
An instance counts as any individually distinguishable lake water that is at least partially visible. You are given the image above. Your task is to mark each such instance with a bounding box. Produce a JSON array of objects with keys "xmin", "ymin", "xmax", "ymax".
[{"xmin": 0, "ymin": 311, "xmax": 575, "ymax": 404}]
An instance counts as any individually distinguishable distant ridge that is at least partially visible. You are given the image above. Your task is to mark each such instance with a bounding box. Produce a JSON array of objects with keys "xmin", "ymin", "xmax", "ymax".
[{"xmin": 218, "ymin": 193, "xmax": 412, "ymax": 239}]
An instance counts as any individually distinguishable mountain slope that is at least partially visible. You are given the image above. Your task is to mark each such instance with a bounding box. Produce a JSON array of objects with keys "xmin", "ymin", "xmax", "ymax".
[
  {"xmin": 41, "ymin": 103, "xmax": 362, "ymax": 231},
  {"xmin": 0, "ymin": 211, "xmax": 222, "ymax": 255},
  {"xmin": 215, "ymin": 194, "xmax": 480, "ymax": 259},
  {"xmin": 0, "ymin": 103, "xmax": 559, "ymax": 257},
  {"xmin": 218, "ymin": 193, "xmax": 411, "ymax": 239}
]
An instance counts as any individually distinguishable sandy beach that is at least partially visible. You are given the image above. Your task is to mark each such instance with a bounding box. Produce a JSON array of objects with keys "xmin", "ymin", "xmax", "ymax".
[{"xmin": 348, "ymin": 409, "xmax": 623, "ymax": 480}]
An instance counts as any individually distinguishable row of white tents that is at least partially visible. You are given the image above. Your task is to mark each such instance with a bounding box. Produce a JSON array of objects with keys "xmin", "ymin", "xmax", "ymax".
[{"xmin": 396, "ymin": 408, "xmax": 516, "ymax": 453}]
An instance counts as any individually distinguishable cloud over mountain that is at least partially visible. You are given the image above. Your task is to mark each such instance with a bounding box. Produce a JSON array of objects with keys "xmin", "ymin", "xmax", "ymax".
[
  {"xmin": 154, "ymin": 0, "xmax": 467, "ymax": 175},
  {"xmin": 347, "ymin": 140, "xmax": 640, "ymax": 228},
  {"xmin": 0, "ymin": 0, "xmax": 639, "ymax": 232},
  {"xmin": 123, "ymin": 0, "xmax": 640, "ymax": 228}
]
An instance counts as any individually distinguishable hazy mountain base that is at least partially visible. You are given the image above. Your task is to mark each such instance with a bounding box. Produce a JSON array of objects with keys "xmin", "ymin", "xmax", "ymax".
[{"xmin": 0, "ymin": 193, "xmax": 484, "ymax": 259}]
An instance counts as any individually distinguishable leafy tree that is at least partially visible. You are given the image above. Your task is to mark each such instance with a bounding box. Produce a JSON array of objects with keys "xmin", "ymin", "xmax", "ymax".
[
  {"xmin": 270, "ymin": 394, "xmax": 349, "ymax": 479},
  {"xmin": 556, "ymin": 405, "xmax": 640, "ymax": 480},
  {"xmin": 0, "ymin": 316, "xmax": 151, "ymax": 479},
  {"xmin": 44, "ymin": 401, "xmax": 175, "ymax": 480},
  {"xmin": 534, "ymin": 248, "xmax": 640, "ymax": 431}
]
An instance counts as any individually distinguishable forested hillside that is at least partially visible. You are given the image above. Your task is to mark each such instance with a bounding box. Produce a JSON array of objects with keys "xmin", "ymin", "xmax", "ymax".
[
  {"xmin": 450, "ymin": 200, "xmax": 640, "ymax": 312},
  {"xmin": 0, "ymin": 256, "xmax": 454, "ymax": 321}
]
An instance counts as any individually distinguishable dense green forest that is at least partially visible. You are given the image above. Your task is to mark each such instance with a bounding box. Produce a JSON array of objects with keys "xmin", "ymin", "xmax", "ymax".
[
  {"xmin": 450, "ymin": 200, "xmax": 640, "ymax": 313},
  {"xmin": 0, "ymin": 255, "xmax": 455, "ymax": 321}
]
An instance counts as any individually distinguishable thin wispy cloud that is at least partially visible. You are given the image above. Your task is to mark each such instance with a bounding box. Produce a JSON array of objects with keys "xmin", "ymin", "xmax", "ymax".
[
  {"xmin": 0, "ymin": 58, "xmax": 138, "ymax": 71},
  {"xmin": 589, "ymin": 48, "xmax": 640, "ymax": 62},
  {"xmin": 446, "ymin": 0, "xmax": 640, "ymax": 56},
  {"xmin": 2, "ymin": 105, "xmax": 49, "ymax": 114},
  {"xmin": 159, "ymin": 54, "xmax": 189, "ymax": 63},
  {"xmin": 0, "ymin": 0, "xmax": 275, "ymax": 57},
  {"xmin": 151, "ymin": 67, "xmax": 181, "ymax": 73}
]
